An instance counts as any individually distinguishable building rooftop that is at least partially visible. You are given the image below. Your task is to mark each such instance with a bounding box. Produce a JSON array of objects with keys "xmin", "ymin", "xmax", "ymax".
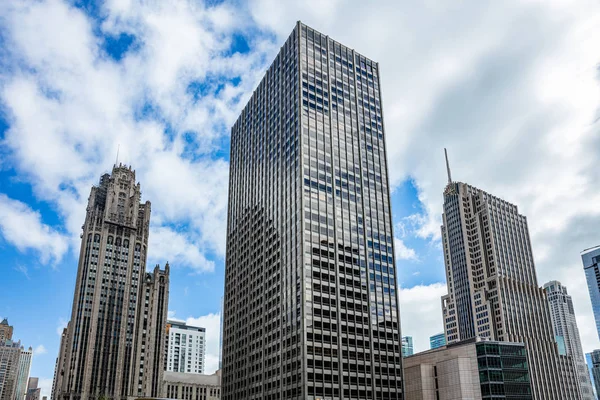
[{"xmin": 163, "ymin": 370, "xmax": 220, "ymax": 386}]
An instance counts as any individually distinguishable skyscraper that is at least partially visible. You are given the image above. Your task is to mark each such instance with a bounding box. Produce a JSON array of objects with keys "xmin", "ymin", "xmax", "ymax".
[
  {"xmin": 223, "ymin": 21, "xmax": 403, "ymax": 400},
  {"xmin": 544, "ymin": 280, "xmax": 595, "ymax": 399},
  {"xmin": 165, "ymin": 320, "xmax": 206, "ymax": 374},
  {"xmin": 439, "ymin": 154, "xmax": 581, "ymax": 399},
  {"xmin": 0, "ymin": 320, "xmax": 13, "ymax": 341},
  {"xmin": 0, "ymin": 340, "xmax": 22, "ymax": 400},
  {"xmin": 53, "ymin": 165, "xmax": 169, "ymax": 400},
  {"xmin": 401, "ymin": 337, "xmax": 413, "ymax": 357},
  {"xmin": 582, "ymin": 246, "xmax": 600, "ymax": 341},
  {"xmin": 13, "ymin": 347, "xmax": 32, "ymax": 400},
  {"xmin": 429, "ymin": 333, "xmax": 445, "ymax": 350},
  {"xmin": 590, "ymin": 350, "xmax": 600, "ymax": 397}
]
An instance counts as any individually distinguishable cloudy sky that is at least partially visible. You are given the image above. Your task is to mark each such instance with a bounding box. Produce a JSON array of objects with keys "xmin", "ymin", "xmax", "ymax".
[{"xmin": 0, "ymin": 0, "xmax": 599, "ymax": 397}]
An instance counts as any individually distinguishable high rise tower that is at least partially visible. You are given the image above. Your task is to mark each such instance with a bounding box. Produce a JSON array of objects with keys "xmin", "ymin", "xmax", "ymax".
[
  {"xmin": 543, "ymin": 281, "xmax": 594, "ymax": 399},
  {"xmin": 439, "ymin": 157, "xmax": 581, "ymax": 399},
  {"xmin": 53, "ymin": 165, "xmax": 169, "ymax": 400},
  {"xmin": 582, "ymin": 246, "xmax": 600, "ymax": 340},
  {"xmin": 14, "ymin": 347, "xmax": 32, "ymax": 400},
  {"xmin": 223, "ymin": 22, "xmax": 403, "ymax": 399},
  {"xmin": 0, "ymin": 340, "xmax": 22, "ymax": 400}
]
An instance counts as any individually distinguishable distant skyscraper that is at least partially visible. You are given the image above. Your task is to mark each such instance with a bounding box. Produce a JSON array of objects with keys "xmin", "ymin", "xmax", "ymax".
[
  {"xmin": 0, "ymin": 340, "xmax": 22, "ymax": 400},
  {"xmin": 13, "ymin": 348, "xmax": 32, "ymax": 400},
  {"xmin": 590, "ymin": 350, "xmax": 600, "ymax": 397},
  {"xmin": 53, "ymin": 165, "xmax": 169, "ymax": 400},
  {"xmin": 429, "ymin": 333, "xmax": 446, "ymax": 350},
  {"xmin": 402, "ymin": 337, "xmax": 414, "ymax": 357},
  {"xmin": 165, "ymin": 320, "xmax": 206, "ymax": 374},
  {"xmin": 439, "ymin": 153, "xmax": 581, "ymax": 399},
  {"xmin": 223, "ymin": 22, "xmax": 404, "ymax": 399},
  {"xmin": 544, "ymin": 280, "xmax": 595, "ymax": 399},
  {"xmin": 25, "ymin": 378, "xmax": 39, "ymax": 400},
  {"xmin": 582, "ymin": 246, "xmax": 600, "ymax": 341},
  {"xmin": 586, "ymin": 352, "xmax": 598, "ymax": 398},
  {"xmin": 0, "ymin": 320, "xmax": 13, "ymax": 341}
]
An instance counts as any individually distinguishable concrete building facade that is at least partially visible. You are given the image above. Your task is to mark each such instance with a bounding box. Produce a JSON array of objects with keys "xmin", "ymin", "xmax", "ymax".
[
  {"xmin": 163, "ymin": 371, "xmax": 220, "ymax": 400},
  {"xmin": 223, "ymin": 21, "xmax": 403, "ymax": 400},
  {"xmin": 52, "ymin": 165, "xmax": 169, "ymax": 400},
  {"xmin": 25, "ymin": 378, "xmax": 40, "ymax": 400},
  {"xmin": 14, "ymin": 348, "xmax": 32, "ymax": 400},
  {"xmin": 0, "ymin": 340, "xmax": 22, "ymax": 400},
  {"xmin": 544, "ymin": 280, "xmax": 595, "ymax": 399},
  {"xmin": 404, "ymin": 339, "xmax": 532, "ymax": 400},
  {"xmin": 165, "ymin": 321, "xmax": 206, "ymax": 374},
  {"xmin": 439, "ymin": 168, "xmax": 581, "ymax": 399},
  {"xmin": 590, "ymin": 350, "xmax": 600, "ymax": 398},
  {"xmin": 0, "ymin": 321, "xmax": 12, "ymax": 342}
]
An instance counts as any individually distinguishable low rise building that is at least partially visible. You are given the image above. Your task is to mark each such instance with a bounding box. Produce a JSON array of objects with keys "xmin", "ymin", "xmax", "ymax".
[
  {"xmin": 162, "ymin": 370, "xmax": 220, "ymax": 400},
  {"xmin": 404, "ymin": 339, "xmax": 532, "ymax": 400}
]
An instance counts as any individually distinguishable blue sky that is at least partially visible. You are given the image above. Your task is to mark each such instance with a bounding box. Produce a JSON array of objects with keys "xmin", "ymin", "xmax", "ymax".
[{"xmin": 1, "ymin": 0, "xmax": 599, "ymax": 397}]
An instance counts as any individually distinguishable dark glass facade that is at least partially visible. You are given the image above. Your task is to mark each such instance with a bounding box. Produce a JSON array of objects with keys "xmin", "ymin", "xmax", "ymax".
[
  {"xmin": 477, "ymin": 342, "xmax": 532, "ymax": 400},
  {"xmin": 223, "ymin": 22, "xmax": 403, "ymax": 400}
]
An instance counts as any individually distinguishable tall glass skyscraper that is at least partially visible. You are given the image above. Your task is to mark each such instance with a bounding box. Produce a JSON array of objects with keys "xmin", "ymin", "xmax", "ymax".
[
  {"xmin": 223, "ymin": 22, "xmax": 403, "ymax": 400},
  {"xmin": 439, "ymin": 167, "xmax": 581, "ymax": 399},
  {"xmin": 582, "ymin": 246, "xmax": 600, "ymax": 341},
  {"xmin": 429, "ymin": 333, "xmax": 445, "ymax": 350}
]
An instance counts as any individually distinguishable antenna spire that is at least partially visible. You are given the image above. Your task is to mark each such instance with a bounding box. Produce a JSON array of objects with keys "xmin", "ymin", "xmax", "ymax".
[
  {"xmin": 116, "ymin": 144, "xmax": 120, "ymax": 166},
  {"xmin": 444, "ymin": 148, "xmax": 452, "ymax": 184}
]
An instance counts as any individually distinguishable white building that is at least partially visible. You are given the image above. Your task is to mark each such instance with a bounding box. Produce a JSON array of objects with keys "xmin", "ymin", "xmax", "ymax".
[
  {"xmin": 166, "ymin": 320, "xmax": 206, "ymax": 374},
  {"xmin": 543, "ymin": 280, "xmax": 595, "ymax": 400}
]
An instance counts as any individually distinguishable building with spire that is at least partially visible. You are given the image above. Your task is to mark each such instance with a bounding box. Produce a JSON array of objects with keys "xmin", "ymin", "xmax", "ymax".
[
  {"xmin": 0, "ymin": 320, "xmax": 12, "ymax": 342},
  {"xmin": 439, "ymin": 150, "xmax": 581, "ymax": 399},
  {"xmin": 544, "ymin": 280, "xmax": 595, "ymax": 399},
  {"xmin": 52, "ymin": 164, "xmax": 169, "ymax": 400}
]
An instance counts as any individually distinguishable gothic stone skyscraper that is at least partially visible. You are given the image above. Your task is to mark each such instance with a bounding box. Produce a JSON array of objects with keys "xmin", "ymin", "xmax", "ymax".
[
  {"xmin": 440, "ymin": 171, "xmax": 581, "ymax": 399},
  {"xmin": 223, "ymin": 22, "xmax": 403, "ymax": 400},
  {"xmin": 53, "ymin": 165, "xmax": 169, "ymax": 400},
  {"xmin": 543, "ymin": 281, "xmax": 595, "ymax": 400}
]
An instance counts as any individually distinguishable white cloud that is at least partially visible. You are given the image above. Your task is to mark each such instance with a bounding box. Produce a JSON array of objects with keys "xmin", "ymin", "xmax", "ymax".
[
  {"xmin": 185, "ymin": 313, "xmax": 221, "ymax": 374},
  {"xmin": 38, "ymin": 378, "xmax": 53, "ymax": 399},
  {"xmin": 0, "ymin": 194, "xmax": 68, "ymax": 264},
  {"xmin": 148, "ymin": 226, "xmax": 215, "ymax": 273},
  {"xmin": 394, "ymin": 238, "xmax": 418, "ymax": 261},
  {"xmin": 56, "ymin": 318, "xmax": 68, "ymax": 336},
  {"xmin": 399, "ymin": 283, "xmax": 447, "ymax": 353},
  {"xmin": 34, "ymin": 345, "xmax": 47, "ymax": 356}
]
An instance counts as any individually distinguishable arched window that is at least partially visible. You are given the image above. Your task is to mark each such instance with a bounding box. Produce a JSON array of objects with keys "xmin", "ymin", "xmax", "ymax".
[
  {"xmin": 135, "ymin": 243, "xmax": 141, "ymax": 252},
  {"xmin": 107, "ymin": 236, "xmax": 114, "ymax": 245},
  {"xmin": 115, "ymin": 237, "xmax": 122, "ymax": 247},
  {"xmin": 94, "ymin": 234, "xmax": 100, "ymax": 243},
  {"xmin": 123, "ymin": 239, "xmax": 129, "ymax": 248}
]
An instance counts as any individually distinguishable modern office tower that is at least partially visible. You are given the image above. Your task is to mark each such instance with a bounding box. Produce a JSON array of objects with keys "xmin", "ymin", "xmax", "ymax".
[
  {"xmin": 0, "ymin": 320, "xmax": 13, "ymax": 341},
  {"xmin": 165, "ymin": 320, "xmax": 206, "ymax": 374},
  {"xmin": 591, "ymin": 350, "xmax": 600, "ymax": 397},
  {"xmin": 586, "ymin": 352, "xmax": 598, "ymax": 398},
  {"xmin": 544, "ymin": 280, "xmax": 595, "ymax": 399},
  {"xmin": 53, "ymin": 165, "xmax": 169, "ymax": 400},
  {"xmin": 14, "ymin": 348, "xmax": 32, "ymax": 400},
  {"xmin": 0, "ymin": 340, "xmax": 22, "ymax": 400},
  {"xmin": 582, "ymin": 246, "xmax": 600, "ymax": 341},
  {"xmin": 401, "ymin": 337, "xmax": 413, "ymax": 357},
  {"xmin": 429, "ymin": 333, "xmax": 446, "ymax": 350},
  {"xmin": 404, "ymin": 339, "xmax": 532, "ymax": 400},
  {"xmin": 223, "ymin": 21, "xmax": 403, "ymax": 400},
  {"xmin": 439, "ymin": 157, "xmax": 581, "ymax": 399}
]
